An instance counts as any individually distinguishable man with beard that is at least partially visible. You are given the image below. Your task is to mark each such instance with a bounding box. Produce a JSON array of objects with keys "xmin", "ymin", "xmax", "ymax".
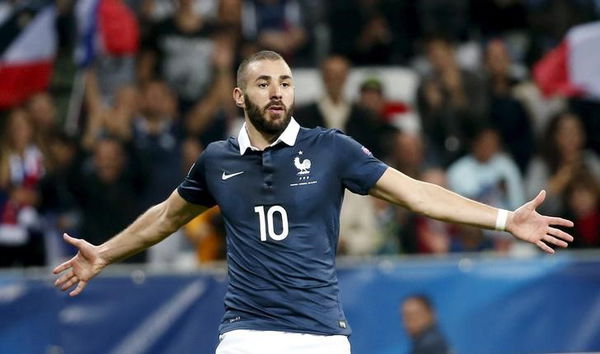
[{"xmin": 54, "ymin": 51, "xmax": 575, "ymax": 353}]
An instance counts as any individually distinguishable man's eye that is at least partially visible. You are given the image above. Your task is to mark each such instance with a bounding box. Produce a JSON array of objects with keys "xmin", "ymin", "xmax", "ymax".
[
  {"xmin": 282, "ymin": 82, "xmax": 290, "ymax": 87},
  {"xmin": 258, "ymin": 83, "xmax": 268, "ymax": 88}
]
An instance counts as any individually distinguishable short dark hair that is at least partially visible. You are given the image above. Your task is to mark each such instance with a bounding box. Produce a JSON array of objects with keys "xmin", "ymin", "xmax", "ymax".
[
  {"xmin": 236, "ymin": 50, "xmax": 285, "ymax": 89},
  {"xmin": 403, "ymin": 294, "xmax": 434, "ymax": 312},
  {"xmin": 360, "ymin": 78, "xmax": 383, "ymax": 94}
]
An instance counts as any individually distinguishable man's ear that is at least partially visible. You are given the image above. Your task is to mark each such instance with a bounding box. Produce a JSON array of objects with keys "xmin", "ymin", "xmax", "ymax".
[{"xmin": 233, "ymin": 87, "xmax": 245, "ymax": 108}]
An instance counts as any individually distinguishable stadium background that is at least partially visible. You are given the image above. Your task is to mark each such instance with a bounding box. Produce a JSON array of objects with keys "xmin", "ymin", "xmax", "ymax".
[{"xmin": 1, "ymin": 0, "xmax": 600, "ymax": 353}]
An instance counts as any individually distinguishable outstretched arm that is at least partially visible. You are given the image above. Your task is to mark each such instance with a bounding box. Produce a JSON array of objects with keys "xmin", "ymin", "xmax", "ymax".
[
  {"xmin": 370, "ymin": 168, "xmax": 574, "ymax": 253},
  {"xmin": 53, "ymin": 190, "xmax": 207, "ymax": 296}
]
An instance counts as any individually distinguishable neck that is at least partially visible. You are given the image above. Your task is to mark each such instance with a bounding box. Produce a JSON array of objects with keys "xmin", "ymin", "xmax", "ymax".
[
  {"xmin": 245, "ymin": 119, "xmax": 279, "ymax": 150},
  {"xmin": 176, "ymin": 10, "xmax": 201, "ymax": 31},
  {"xmin": 327, "ymin": 93, "xmax": 345, "ymax": 105},
  {"xmin": 142, "ymin": 115, "xmax": 167, "ymax": 135}
]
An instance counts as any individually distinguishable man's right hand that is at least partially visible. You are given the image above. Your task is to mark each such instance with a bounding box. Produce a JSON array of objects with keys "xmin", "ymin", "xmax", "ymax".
[{"xmin": 53, "ymin": 233, "xmax": 108, "ymax": 297}]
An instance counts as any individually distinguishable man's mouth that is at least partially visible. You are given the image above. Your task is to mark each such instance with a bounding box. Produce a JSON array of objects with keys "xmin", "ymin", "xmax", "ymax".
[{"xmin": 267, "ymin": 104, "xmax": 285, "ymax": 113}]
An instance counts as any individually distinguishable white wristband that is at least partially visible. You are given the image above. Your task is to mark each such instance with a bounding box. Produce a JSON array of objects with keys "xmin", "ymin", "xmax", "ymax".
[{"xmin": 495, "ymin": 209, "xmax": 509, "ymax": 231}]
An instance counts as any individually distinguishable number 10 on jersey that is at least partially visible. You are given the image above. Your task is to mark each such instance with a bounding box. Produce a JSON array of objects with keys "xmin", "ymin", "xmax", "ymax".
[{"xmin": 254, "ymin": 205, "xmax": 289, "ymax": 241}]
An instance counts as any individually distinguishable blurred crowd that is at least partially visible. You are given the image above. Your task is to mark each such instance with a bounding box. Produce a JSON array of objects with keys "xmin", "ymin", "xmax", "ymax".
[{"xmin": 1, "ymin": 0, "xmax": 600, "ymax": 268}]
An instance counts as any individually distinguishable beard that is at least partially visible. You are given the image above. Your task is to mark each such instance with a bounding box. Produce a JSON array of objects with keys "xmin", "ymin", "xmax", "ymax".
[{"xmin": 244, "ymin": 94, "xmax": 294, "ymax": 137}]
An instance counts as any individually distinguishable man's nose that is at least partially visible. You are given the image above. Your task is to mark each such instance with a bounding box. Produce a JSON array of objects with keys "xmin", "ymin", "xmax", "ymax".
[{"xmin": 270, "ymin": 84, "xmax": 282, "ymax": 100}]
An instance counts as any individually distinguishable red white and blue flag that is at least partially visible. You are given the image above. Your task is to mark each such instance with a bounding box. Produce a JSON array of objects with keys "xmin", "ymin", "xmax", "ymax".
[
  {"xmin": 534, "ymin": 21, "xmax": 600, "ymax": 100},
  {"xmin": 75, "ymin": 0, "xmax": 139, "ymax": 67},
  {"xmin": 0, "ymin": 1, "xmax": 57, "ymax": 109}
]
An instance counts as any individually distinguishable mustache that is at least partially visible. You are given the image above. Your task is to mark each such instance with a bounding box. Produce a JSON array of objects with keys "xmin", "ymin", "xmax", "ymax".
[{"xmin": 264, "ymin": 101, "xmax": 286, "ymax": 110}]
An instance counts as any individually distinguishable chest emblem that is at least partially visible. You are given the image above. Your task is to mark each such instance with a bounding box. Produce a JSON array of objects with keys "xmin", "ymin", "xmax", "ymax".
[
  {"xmin": 294, "ymin": 151, "xmax": 311, "ymax": 175},
  {"xmin": 290, "ymin": 151, "xmax": 317, "ymax": 187}
]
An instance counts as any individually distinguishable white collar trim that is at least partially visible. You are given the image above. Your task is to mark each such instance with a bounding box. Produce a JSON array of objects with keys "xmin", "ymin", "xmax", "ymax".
[{"xmin": 237, "ymin": 117, "xmax": 300, "ymax": 155}]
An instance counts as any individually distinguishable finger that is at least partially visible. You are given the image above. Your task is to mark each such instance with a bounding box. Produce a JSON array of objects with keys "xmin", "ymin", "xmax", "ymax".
[
  {"xmin": 548, "ymin": 227, "xmax": 574, "ymax": 242},
  {"xmin": 53, "ymin": 260, "xmax": 72, "ymax": 275},
  {"xmin": 536, "ymin": 240, "xmax": 555, "ymax": 254},
  {"xmin": 63, "ymin": 233, "xmax": 82, "ymax": 247},
  {"xmin": 69, "ymin": 280, "xmax": 88, "ymax": 297},
  {"xmin": 60, "ymin": 276, "xmax": 79, "ymax": 291},
  {"xmin": 531, "ymin": 190, "xmax": 546, "ymax": 208},
  {"xmin": 54, "ymin": 269, "xmax": 73, "ymax": 287},
  {"xmin": 543, "ymin": 235, "xmax": 569, "ymax": 248},
  {"xmin": 548, "ymin": 217, "xmax": 574, "ymax": 228}
]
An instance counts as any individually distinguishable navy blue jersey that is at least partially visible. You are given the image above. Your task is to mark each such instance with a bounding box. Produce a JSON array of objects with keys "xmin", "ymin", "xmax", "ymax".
[{"xmin": 177, "ymin": 119, "xmax": 388, "ymax": 336}]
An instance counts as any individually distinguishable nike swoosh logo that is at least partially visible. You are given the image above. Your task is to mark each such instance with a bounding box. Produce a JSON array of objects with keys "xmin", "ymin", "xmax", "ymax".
[{"xmin": 222, "ymin": 171, "xmax": 244, "ymax": 180}]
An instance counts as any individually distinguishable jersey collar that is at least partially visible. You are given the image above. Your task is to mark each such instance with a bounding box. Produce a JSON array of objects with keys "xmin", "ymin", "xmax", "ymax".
[{"xmin": 237, "ymin": 117, "xmax": 300, "ymax": 155}]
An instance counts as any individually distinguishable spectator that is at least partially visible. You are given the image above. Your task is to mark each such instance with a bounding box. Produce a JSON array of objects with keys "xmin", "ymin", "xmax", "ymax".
[
  {"xmin": 327, "ymin": 0, "xmax": 418, "ymax": 64},
  {"xmin": 338, "ymin": 190, "xmax": 381, "ymax": 256},
  {"xmin": 25, "ymin": 91, "xmax": 59, "ymax": 159},
  {"xmin": 378, "ymin": 133, "xmax": 444, "ymax": 255},
  {"xmin": 388, "ymin": 130, "xmax": 438, "ymax": 179},
  {"xmin": 240, "ymin": 0, "xmax": 308, "ymax": 63},
  {"xmin": 350, "ymin": 13, "xmax": 394, "ymax": 65},
  {"xmin": 417, "ymin": 36, "xmax": 488, "ymax": 166},
  {"xmin": 184, "ymin": 35, "xmax": 236, "ymax": 145},
  {"xmin": 401, "ymin": 294, "xmax": 451, "ymax": 354},
  {"xmin": 38, "ymin": 132, "xmax": 82, "ymax": 265},
  {"xmin": 133, "ymin": 80, "xmax": 183, "ymax": 210},
  {"xmin": 0, "ymin": 108, "xmax": 46, "ymax": 267},
  {"xmin": 295, "ymin": 55, "xmax": 390, "ymax": 158},
  {"xmin": 81, "ymin": 70, "xmax": 139, "ymax": 150},
  {"xmin": 447, "ymin": 127, "xmax": 525, "ymax": 211},
  {"xmin": 525, "ymin": 112, "xmax": 600, "ymax": 215},
  {"xmin": 72, "ymin": 138, "xmax": 145, "ymax": 263},
  {"xmin": 139, "ymin": 0, "xmax": 226, "ymax": 112},
  {"xmin": 483, "ymin": 39, "xmax": 535, "ymax": 173},
  {"xmin": 562, "ymin": 171, "xmax": 600, "ymax": 248},
  {"xmin": 569, "ymin": 98, "xmax": 600, "ymax": 156},
  {"xmin": 358, "ymin": 78, "xmax": 419, "ymax": 134},
  {"xmin": 447, "ymin": 127, "xmax": 523, "ymax": 253},
  {"xmin": 417, "ymin": 0, "xmax": 469, "ymax": 42}
]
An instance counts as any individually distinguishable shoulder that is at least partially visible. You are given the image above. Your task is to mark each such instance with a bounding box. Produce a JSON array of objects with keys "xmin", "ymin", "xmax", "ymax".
[
  {"xmin": 416, "ymin": 326, "xmax": 449, "ymax": 353},
  {"xmin": 201, "ymin": 138, "xmax": 237, "ymax": 159},
  {"xmin": 296, "ymin": 126, "xmax": 365, "ymax": 153},
  {"xmin": 448, "ymin": 155, "xmax": 475, "ymax": 172},
  {"xmin": 493, "ymin": 153, "xmax": 520, "ymax": 170},
  {"xmin": 298, "ymin": 125, "xmax": 342, "ymax": 140}
]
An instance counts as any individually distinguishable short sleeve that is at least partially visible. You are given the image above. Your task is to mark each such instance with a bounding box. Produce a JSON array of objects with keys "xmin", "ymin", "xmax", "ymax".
[
  {"xmin": 177, "ymin": 152, "xmax": 217, "ymax": 207},
  {"xmin": 334, "ymin": 131, "xmax": 389, "ymax": 195}
]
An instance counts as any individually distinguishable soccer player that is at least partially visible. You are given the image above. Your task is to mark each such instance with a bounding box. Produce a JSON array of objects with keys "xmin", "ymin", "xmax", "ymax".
[
  {"xmin": 401, "ymin": 295, "xmax": 450, "ymax": 354},
  {"xmin": 53, "ymin": 51, "xmax": 574, "ymax": 353}
]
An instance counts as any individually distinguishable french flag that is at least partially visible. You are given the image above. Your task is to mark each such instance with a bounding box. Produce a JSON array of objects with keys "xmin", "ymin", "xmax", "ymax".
[
  {"xmin": 0, "ymin": 1, "xmax": 57, "ymax": 109},
  {"xmin": 75, "ymin": 0, "xmax": 139, "ymax": 68},
  {"xmin": 534, "ymin": 21, "xmax": 600, "ymax": 100}
]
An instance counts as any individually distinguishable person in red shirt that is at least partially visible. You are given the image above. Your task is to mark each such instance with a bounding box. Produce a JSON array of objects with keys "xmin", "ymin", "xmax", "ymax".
[{"xmin": 563, "ymin": 172, "xmax": 600, "ymax": 248}]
